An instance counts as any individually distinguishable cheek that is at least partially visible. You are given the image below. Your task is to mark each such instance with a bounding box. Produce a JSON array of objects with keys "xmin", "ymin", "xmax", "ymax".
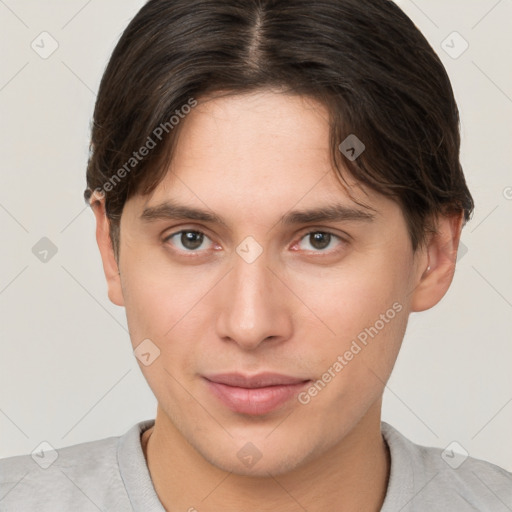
[
  {"xmin": 120, "ymin": 252, "xmax": 220, "ymax": 350},
  {"xmin": 311, "ymin": 288, "xmax": 407, "ymax": 378},
  {"xmin": 293, "ymin": 247, "xmax": 411, "ymax": 388},
  {"xmin": 295, "ymin": 253, "xmax": 407, "ymax": 336},
  {"xmin": 296, "ymin": 297, "xmax": 407, "ymax": 428},
  {"xmin": 121, "ymin": 272, "xmax": 172, "ymax": 346},
  {"xmin": 120, "ymin": 259, "xmax": 207, "ymax": 407}
]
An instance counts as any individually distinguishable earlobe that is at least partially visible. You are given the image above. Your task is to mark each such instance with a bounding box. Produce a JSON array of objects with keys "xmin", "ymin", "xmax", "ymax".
[
  {"xmin": 89, "ymin": 191, "xmax": 125, "ymax": 307},
  {"xmin": 410, "ymin": 211, "xmax": 464, "ymax": 312}
]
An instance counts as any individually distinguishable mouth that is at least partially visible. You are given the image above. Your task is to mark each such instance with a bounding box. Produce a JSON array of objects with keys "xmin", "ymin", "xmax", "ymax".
[{"xmin": 202, "ymin": 372, "xmax": 311, "ymax": 415}]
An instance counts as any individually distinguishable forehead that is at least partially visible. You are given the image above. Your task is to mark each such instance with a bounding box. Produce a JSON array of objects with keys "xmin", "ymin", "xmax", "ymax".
[{"xmin": 128, "ymin": 90, "xmax": 394, "ymax": 223}]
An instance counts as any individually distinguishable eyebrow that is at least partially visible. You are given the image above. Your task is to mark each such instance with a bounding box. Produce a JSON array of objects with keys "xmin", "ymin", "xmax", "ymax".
[{"xmin": 140, "ymin": 200, "xmax": 377, "ymax": 226}]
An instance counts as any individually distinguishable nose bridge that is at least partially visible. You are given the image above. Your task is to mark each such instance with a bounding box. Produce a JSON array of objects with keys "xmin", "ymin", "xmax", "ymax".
[
  {"xmin": 230, "ymin": 250, "xmax": 275, "ymax": 323},
  {"xmin": 215, "ymin": 244, "xmax": 292, "ymax": 349},
  {"xmin": 238, "ymin": 251, "xmax": 272, "ymax": 299}
]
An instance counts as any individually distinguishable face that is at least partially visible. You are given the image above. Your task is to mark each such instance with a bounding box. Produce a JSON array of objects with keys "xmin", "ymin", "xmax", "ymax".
[{"xmin": 95, "ymin": 90, "xmax": 448, "ymax": 476}]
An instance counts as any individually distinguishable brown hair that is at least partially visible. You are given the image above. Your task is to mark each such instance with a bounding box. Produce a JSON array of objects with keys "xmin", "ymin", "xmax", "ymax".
[{"xmin": 84, "ymin": 0, "xmax": 474, "ymax": 260}]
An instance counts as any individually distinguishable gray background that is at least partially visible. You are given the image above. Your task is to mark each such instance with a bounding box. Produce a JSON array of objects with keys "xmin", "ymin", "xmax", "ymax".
[{"xmin": 1, "ymin": 0, "xmax": 511, "ymax": 471}]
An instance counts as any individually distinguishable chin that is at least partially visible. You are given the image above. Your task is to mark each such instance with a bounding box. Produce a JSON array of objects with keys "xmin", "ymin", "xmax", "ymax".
[
  {"xmin": 190, "ymin": 429, "xmax": 322, "ymax": 478},
  {"xmin": 208, "ymin": 448, "xmax": 308, "ymax": 477}
]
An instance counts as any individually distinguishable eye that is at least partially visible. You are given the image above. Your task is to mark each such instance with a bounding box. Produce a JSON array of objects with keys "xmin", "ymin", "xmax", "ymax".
[
  {"xmin": 164, "ymin": 230, "xmax": 215, "ymax": 252},
  {"xmin": 294, "ymin": 231, "xmax": 346, "ymax": 253}
]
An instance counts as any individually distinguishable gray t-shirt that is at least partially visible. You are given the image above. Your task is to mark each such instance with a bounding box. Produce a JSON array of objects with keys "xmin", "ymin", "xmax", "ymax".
[{"xmin": 1, "ymin": 419, "xmax": 511, "ymax": 511}]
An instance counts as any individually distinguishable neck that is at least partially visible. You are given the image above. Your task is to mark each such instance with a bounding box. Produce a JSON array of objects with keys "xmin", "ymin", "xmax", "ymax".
[{"xmin": 144, "ymin": 402, "xmax": 390, "ymax": 512}]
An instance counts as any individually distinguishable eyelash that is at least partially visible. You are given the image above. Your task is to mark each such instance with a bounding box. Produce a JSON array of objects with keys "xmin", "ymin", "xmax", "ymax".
[{"xmin": 163, "ymin": 228, "xmax": 348, "ymax": 256}]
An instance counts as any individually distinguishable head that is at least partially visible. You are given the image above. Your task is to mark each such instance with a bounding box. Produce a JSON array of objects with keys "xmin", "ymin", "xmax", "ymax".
[{"xmin": 86, "ymin": 0, "xmax": 473, "ymax": 476}]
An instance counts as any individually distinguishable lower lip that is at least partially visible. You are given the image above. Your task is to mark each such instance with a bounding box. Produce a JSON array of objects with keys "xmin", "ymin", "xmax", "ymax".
[{"xmin": 204, "ymin": 379, "xmax": 310, "ymax": 415}]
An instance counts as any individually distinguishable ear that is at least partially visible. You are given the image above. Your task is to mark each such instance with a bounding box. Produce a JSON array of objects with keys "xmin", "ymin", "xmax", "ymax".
[
  {"xmin": 410, "ymin": 211, "xmax": 464, "ymax": 312},
  {"xmin": 89, "ymin": 191, "xmax": 125, "ymax": 307}
]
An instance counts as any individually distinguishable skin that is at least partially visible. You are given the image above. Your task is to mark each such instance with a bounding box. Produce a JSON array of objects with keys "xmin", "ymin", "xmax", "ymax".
[{"xmin": 91, "ymin": 90, "xmax": 463, "ymax": 511}]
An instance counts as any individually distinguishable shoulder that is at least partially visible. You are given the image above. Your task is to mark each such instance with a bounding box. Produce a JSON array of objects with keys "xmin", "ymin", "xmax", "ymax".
[
  {"xmin": 381, "ymin": 422, "xmax": 512, "ymax": 511},
  {"xmin": 0, "ymin": 427, "xmax": 137, "ymax": 511}
]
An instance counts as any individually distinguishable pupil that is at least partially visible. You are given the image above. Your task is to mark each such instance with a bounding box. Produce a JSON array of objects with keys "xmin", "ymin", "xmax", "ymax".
[
  {"xmin": 310, "ymin": 232, "xmax": 330, "ymax": 250},
  {"xmin": 182, "ymin": 231, "xmax": 203, "ymax": 250}
]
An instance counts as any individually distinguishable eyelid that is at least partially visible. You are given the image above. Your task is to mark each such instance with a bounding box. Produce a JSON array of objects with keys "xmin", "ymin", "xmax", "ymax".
[
  {"xmin": 163, "ymin": 224, "xmax": 214, "ymax": 241},
  {"xmin": 294, "ymin": 226, "xmax": 350, "ymax": 244}
]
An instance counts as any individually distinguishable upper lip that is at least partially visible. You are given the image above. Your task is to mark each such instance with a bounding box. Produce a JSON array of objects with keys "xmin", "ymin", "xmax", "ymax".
[{"xmin": 203, "ymin": 372, "xmax": 310, "ymax": 388}]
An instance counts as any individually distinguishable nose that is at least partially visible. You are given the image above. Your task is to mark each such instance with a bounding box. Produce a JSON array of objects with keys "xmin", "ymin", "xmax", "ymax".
[{"xmin": 215, "ymin": 249, "xmax": 294, "ymax": 351}]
